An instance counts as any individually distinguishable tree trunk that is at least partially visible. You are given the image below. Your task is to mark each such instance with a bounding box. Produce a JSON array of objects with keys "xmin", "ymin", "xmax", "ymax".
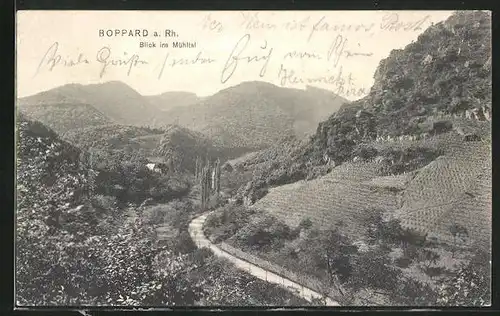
[{"xmin": 325, "ymin": 249, "xmax": 332, "ymax": 285}]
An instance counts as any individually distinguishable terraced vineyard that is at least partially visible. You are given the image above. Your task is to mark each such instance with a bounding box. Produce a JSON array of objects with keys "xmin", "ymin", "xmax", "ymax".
[
  {"xmin": 396, "ymin": 138, "xmax": 491, "ymax": 249},
  {"xmin": 253, "ymin": 161, "xmax": 401, "ymax": 240},
  {"xmin": 254, "ymin": 129, "xmax": 491, "ymax": 250}
]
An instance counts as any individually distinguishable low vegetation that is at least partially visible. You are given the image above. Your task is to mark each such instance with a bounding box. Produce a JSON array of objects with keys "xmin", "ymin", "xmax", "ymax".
[
  {"xmin": 377, "ymin": 146, "xmax": 443, "ymax": 176},
  {"xmin": 204, "ymin": 204, "xmax": 490, "ymax": 306}
]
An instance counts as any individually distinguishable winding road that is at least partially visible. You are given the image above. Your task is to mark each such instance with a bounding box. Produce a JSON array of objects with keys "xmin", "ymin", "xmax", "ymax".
[{"xmin": 188, "ymin": 211, "xmax": 340, "ymax": 306}]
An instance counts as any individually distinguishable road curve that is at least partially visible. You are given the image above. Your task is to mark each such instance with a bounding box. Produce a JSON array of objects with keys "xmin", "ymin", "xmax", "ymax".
[{"xmin": 188, "ymin": 212, "xmax": 340, "ymax": 306}]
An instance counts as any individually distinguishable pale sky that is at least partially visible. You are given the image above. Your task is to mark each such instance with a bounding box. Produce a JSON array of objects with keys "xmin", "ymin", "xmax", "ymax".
[{"xmin": 16, "ymin": 10, "xmax": 454, "ymax": 100}]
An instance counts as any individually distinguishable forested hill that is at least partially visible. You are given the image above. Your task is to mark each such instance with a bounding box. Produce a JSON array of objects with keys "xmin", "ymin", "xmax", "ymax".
[
  {"xmin": 161, "ymin": 81, "xmax": 348, "ymax": 148},
  {"xmin": 18, "ymin": 81, "xmax": 162, "ymax": 127},
  {"xmin": 62, "ymin": 123, "xmax": 253, "ymax": 173},
  {"xmin": 17, "ymin": 102, "xmax": 113, "ymax": 134}
]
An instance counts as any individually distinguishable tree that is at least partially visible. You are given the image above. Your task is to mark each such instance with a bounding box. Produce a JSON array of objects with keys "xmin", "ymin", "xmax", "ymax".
[
  {"xmin": 307, "ymin": 227, "xmax": 358, "ymax": 285},
  {"xmin": 421, "ymin": 249, "xmax": 441, "ymax": 268},
  {"xmin": 348, "ymin": 248, "xmax": 403, "ymax": 293},
  {"xmin": 449, "ymin": 223, "xmax": 469, "ymax": 258},
  {"xmin": 437, "ymin": 249, "xmax": 491, "ymax": 306},
  {"xmin": 396, "ymin": 276, "xmax": 439, "ymax": 306}
]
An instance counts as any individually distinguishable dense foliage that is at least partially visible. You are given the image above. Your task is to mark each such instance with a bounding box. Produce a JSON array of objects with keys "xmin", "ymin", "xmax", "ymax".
[
  {"xmin": 377, "ymin": 147, "xmax": 443, "ymax": 176},
  {"xmin": 16, "ymin": 115, "xmax": 310, "ymax": 306},
  {"xmin": 80, "ymin": 148, "xmax": 190, "ymax": 205},
  {"xmin": 62, "ymin": 124, "xmax": 165, "ymax": 152},
  {"xmin": 64, "ymin": 123, "xmax": 252, "ymax": 174},
  {"xmin": 18, "ymin": 103, "xmax": 112, "ymax": 134}
]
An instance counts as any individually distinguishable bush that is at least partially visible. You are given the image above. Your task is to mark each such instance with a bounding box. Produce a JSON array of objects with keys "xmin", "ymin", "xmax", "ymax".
[
  {"xmin": 173, "ymin": 230, "xmax": 197, "ymax": 254},
  {"xmin": 432, "ymin": 120, "xmax": 453, "ymax": 134},
  {"xmin": 348, "ymin": 249, "xmax": 403, "ymax": 292},
  {"xmin": 233, "ymin": 214, "xmax": 292, "ymax": 251},
  {"xmin": 298, "ymin": 218, "xmax": 313, "ymax": 230},
  {"xmin": 396, "ymin": 276, "xmax": 439, "ymax": 305},
  {"xmin": 437, "ymin": 249, "xmax": 491, "ymax": 306},
  {"xmin": 204, "ymin": 205, "xmax": 258, "ymax": 243},
  {"xmin": 91, "ymin": 195, "xmax": 117, "ymax": 210},
  {"xmin": 378, "ymin": 147, "xmax": 442, "ymax": 176},
  {"xmin": 354, "ymin": 146, "xmax": 379, "ymax": 161},
  {"xmin": 394, "ymin": 255, "xmax": 412, "ymax": 268},
  {"xmin": 142, "ymin": 205, "xmax": 166, "ymax": 226}
]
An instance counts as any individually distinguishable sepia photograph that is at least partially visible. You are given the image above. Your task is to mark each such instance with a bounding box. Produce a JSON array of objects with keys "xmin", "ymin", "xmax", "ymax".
[{"xmin": 15, "ymin": 10, "xmax": 491, "ymax": 307}]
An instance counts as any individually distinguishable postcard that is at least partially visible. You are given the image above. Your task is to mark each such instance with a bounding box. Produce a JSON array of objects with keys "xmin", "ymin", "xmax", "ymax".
[{"xmin": 15, "ymin": 10, "xmax": 491, "ymax": 307}]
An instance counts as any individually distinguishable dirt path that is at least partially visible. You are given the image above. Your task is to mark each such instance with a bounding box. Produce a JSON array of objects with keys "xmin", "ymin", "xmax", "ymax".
[{"xmin": 188, "ymin": 212, "xmax": 340, "ymax": 306}]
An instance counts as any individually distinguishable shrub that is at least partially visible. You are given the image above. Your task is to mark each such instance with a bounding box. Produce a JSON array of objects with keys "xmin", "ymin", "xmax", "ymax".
[
  {"xmin": 354, "ymin": 146, "xmax": 379, "ymax": 161},
  {"xmin": 91, "ymin": 195, "xmax": 117, "ymax": 210},
  {"xmin": 142, "ymin": 205, "xmax": 166, "ymax": 226},
  {"xmin": 378, "ymin": 147, "xmax": 442, "ymax": 176},
  {"xmin": 348, "ymin": 249, "xmax": 403, "ymax": 292},
  {"xmin": 396, "ymin": 276, "xmax": 439, "ymax": 305},
  {"xmin": 298, "ymin": 218, "xmax": 313, "ymax": 230},
  {"xmin": 437, "ymin": 249, "xmax": 491, "ymax": 306},
  {"xmin": 394, "ymin": 255, "xmax": 412, "ymax": 268}
]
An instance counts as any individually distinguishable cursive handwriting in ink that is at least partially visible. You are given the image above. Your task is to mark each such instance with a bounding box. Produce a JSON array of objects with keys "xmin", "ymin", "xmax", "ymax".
[
  {"xmin": 240, "ymin": 12, "xmax": 277, "ymax": 30},
  {"xmin": 308, "ymin": 16, "xmax": 375, "ymax": 42},
  {"xmin": 277, "ymin": 64, "xmax": 304, "ymax": 86},
  {"xmin": 201, "ymin": 14, "xmax": 223, "ymax": 33},
  {"xmin": 283, "ymin": 50, "xmax": 322, "ymax": 60},
  {"xmin": 96, "ymin": 47, "xmax": 148, "ymax": 78},
  {"xmin": 278, "ymin": 64, "xmax": 368, "ymax": 99},
  {"xmin": 345, "ymin": 50, "xmax": 374, "ymax": 58},
  {"xmin": 171, "ymin": 52, "xmax": 216, "ymax": 67},
  {"xmin": 35, "ymin": 42, "xmax": 90, "ymax": 76},
  {"xmin": 221, "ymin": 34, "xmax": 273, "ymax": 84},
  {"xmin": 327, "ymin": 35, "xmax": 374, "ymax": 68},
  {"xmin": 380, "ymin": 13, "xmax": 431, "ymax": 32},
  {"xmin": 326, "ymin": 35, "xmax": 347, "ymax": 68},
  {"xmin": 283, "ymin": 16, "xmax": 311, "ymax": 31},
  {"xmin": 158, "ymin": 52, "xmax": 216, "ymax": 79}
]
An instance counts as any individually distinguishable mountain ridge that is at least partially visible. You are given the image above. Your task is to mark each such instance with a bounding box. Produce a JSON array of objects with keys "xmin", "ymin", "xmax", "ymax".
[
  {"xmin": 18, "ymin": 80, "xmax": 348, "ymax": 148},
  {"xmin": 161, "ymin": 81, "xmax": 349, "ymax": 148},
  {"xmin": 18, "ymin": 81, "xmax": 161, "ymax": 127}
]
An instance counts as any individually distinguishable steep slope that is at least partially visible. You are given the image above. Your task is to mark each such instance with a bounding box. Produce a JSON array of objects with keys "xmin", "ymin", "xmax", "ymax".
[
  {"xmin": 240, "ymin": 11, "xmax": 491, "ymax": 250},
  {"xmin": 310, "ymin": 10, "xmax": 491, "ymax": 158},
  {"xmin": 241, "ymin": 10, "xmax": 491, "ymax": 194},
  {"xmin": 252, "ymin": 122, "xmax": 491, "ymax": 249},
  {"xmin": 147, "ymin": 91, "xmax": 201, "ymax": 112},
  {"xmin": 16, "ymin": 112, "xmax": 99, "ymax": 239},
  {"xmin": 253, "ymin": 161, "xmax": 401, "ymax": 241},
  {"xmin": 17, "ymin": 103, "xmax": 112, "ymax": 134},
  {"xmin": 162, "ymin": 81, "xmax": 348, "ymax": 148},
  {"xmin": 18, "ymin": 81, "xmax": 162, "ymax": 127},
  {"xmin": 394, "ymin": 134, "xmax": 491, "ymax": 249}
]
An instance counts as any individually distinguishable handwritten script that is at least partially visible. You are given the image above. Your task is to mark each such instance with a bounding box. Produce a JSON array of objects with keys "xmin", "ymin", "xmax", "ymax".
[{"xmin": 32, "ymin": 12, "xmax": 436, "ymax": 99}]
